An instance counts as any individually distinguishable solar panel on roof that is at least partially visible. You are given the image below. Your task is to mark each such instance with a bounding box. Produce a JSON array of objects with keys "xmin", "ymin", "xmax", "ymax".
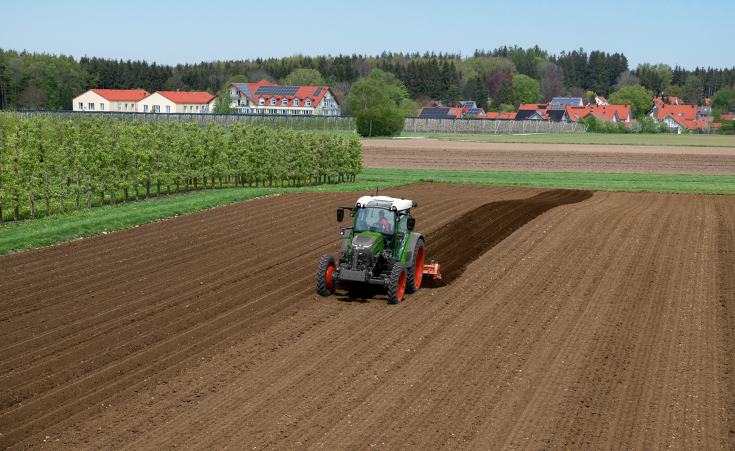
[
  {"xmin": 254, "ymin": 86, "xmax": 299, "ymax": 96},
  {"xmin": 314, "ymin": 87, "xmax": 323, "ymax": 97},
  {"xmin": 465, "ymin": 108, "xmax": 481, "ymax": 115},
  {"xmin": 418, "ymin": 108, "xmax": 452, "ymax": 118},
  {"xmin": 232, "ymin": 83, "xmax": 252, "ymax": 99}
]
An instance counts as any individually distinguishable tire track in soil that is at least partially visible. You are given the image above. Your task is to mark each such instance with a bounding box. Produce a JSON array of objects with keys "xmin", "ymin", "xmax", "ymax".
[
  {"xmin": 423, "ymin": 189, "xmax": 594, "ymax": 287},
  {"xmin": 0, "ymin": 184, "xmax": 542, "ymax": 449}
]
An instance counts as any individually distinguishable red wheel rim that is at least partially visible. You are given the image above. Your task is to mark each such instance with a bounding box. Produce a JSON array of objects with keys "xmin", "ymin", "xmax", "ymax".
[
  {"xmin": 326, "ymin": 263, "xmax": 335, "ymax": 292},
  {"xmin": 414, "ymin": 245, "xmax": 424, "ymax": 289},
  {"xmin": 397, "ymin": 270, "xmax": 406, "ymax": 301}
]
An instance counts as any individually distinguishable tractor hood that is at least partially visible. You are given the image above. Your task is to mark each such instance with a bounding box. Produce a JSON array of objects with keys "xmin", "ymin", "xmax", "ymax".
[{"xmin": 352, "ymin": 232, "xmax": 384, "ymax": 254}]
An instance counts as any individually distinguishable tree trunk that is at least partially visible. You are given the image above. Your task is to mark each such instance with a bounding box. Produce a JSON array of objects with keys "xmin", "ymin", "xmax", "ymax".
[
  {"xmin": 219, "ymin": 176, "xmax": 222, "ymax": 189},
  {"xmin": 60, "ymin": 194, "xmax": 64, "ymax": 214},
  {"xmin": 30, "ymin": 197, "xmax": 35, "ymax": 220},
  {"xmin": 369, "ymin": 118, "xmax": 373, "ymax": 137},
  {"xmin": 157, "ymin": 181, "xmax": 160, "ymax": 197},
  {"xmin": 146, "ymin": 181, "xmax": 150, "ymax": 199},
  {"xmin": 124, "ymin": 188, "xmax": 128, "ymax": 203},
  {"xmin": 101, "ymin": 191, "xmax": 104, "ymax": 207},
  {"xmin": 14, "ymin": 205, "xmax": 19, "ymax": 221}
]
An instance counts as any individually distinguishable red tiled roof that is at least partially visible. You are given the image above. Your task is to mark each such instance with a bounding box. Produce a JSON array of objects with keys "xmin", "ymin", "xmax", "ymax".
[
  {"xmin": 682, "ymin": 120, "xmax": 709, "ymax": 130},
  {"xmin": 711, "ymin": 122, "xmax": 721, "ymax": 129},
  {"xmin": 567, "ymin": 105, "xmax": 622, "ymax": 122},
  {"xmin": 654, "ymin": 105, "xmax": 697, "ymax": 121},
  {"xmin": 721, "ymin": 115, "xmax": 735, "ymax": 121},
  {"xmin": 666, "ymin": 114, "xmax": 687, "ymax": 127},
  {"xmin": 154, "ymin": 91, "xmax": 215, "ymax": 104},
  {"xmin": 73, "ymin": 89, "xmax": 150, "ymax": 101},
  {"xmin": 517, "ymin": 103, "xmax": 547, "ymax": 110},
  {"xmin": 485, "ymin": 112, "xmax": 516, "ymax": 119}
]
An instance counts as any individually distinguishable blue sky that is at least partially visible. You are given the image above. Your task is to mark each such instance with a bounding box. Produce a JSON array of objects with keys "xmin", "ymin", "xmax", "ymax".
[{"xmin": 2, "ymin": 0, "xmax": 733, "ymax": 71}]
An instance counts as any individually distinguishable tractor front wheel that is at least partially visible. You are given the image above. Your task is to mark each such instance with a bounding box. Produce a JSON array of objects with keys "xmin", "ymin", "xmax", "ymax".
[
  {"xmin": 317, "ymin": 254, "xmax": 336, "ymax": 296},
  {"xmin": 388, "ymin": 263, "xmax": 407, "ymax": 304},
  {"xmin": 406, "ymin": 238, "xmax": 424, "ymax": 294}
]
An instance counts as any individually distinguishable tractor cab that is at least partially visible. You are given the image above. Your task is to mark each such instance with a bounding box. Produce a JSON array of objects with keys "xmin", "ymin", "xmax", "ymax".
[{"xmin": 349, "ymin": 196, "xmax": 415, "ymax": 259}]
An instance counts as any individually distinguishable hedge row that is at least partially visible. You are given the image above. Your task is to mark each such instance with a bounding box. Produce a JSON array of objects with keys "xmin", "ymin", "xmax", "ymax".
[{"xmin": 0, "ymin": 113, "xmax": 363, "ymax": 221}]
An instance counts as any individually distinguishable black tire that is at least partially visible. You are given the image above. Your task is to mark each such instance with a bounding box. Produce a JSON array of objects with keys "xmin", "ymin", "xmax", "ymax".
[
  {"xmin": 388, "ymin": 263, "xmax": 407, "ymax": 304},
  {"xmin": 317, "ymin": 254, "xmax": 336, "ymax": 296},
  {"xmin": 406, "ymin": 238, "xmax": 425, "ymax": 294}
]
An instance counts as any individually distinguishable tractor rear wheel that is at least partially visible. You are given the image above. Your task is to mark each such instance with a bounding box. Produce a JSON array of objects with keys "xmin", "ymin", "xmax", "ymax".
[
  {"xmin": 406, "ymin": 238, "xmax": 424, "ymax": 294},
  {"xmin": 317, "ymin": 254, "xmax": 336, "ymax": 296},
  {"xmin": 388, "ymin": 263, "xmax": 407, "ymax": 304}
]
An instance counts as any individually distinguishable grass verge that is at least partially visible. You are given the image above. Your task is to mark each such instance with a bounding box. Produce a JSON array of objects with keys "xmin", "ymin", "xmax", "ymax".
[
  {"xmin": 4, "ymin": 168, "xmax": 734, "ymax": 256},
  {"xmin": 387, "ymin": 132, "xmax": 735, "ymax": 147},
  {"xmin": 0, "ymin": 180, "xmax": 403, "ymax": 256},
  {"xmin": 359, "ymin": 168, "xmax": 735, "ymax": 195}
]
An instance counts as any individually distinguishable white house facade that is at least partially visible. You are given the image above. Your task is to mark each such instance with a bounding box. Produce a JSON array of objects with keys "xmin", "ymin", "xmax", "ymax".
[
  {"xmin": 72, "ymin": 89, "xmax": 150, "ymax": 112},
  {"xmin": 137, "ymin": 91, "xmax": 214, "ymax": 114}
]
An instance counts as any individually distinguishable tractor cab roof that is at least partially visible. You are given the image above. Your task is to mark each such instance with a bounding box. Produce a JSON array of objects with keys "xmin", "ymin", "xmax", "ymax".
[{"xmin": 355, "ymin": 195, "xmax": 413, "ymax": 211}]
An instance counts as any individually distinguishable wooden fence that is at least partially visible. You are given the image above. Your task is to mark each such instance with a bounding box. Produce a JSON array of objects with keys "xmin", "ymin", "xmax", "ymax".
[{"xmin": 402, "ymin": 117, "xmax": 586, "ymax": 134}]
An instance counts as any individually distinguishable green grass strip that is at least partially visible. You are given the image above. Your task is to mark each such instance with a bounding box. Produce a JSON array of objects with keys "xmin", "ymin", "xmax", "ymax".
[
  {"xmin": 386, "ymin": 132, "xmax": 735, "ymax": 147},
  {"xmin": 0, "ymin": 180, "xmax": 404, "ymax": 256},
  {"xmin": 359, "ymin": 168, "xmax": 735, "ymax": 195}
]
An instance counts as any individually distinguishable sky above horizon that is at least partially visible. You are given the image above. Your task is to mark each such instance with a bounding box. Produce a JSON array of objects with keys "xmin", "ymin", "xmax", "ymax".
[{"xmin": 2, "ymin": 0, "xmax": 733, "ymax": 71}]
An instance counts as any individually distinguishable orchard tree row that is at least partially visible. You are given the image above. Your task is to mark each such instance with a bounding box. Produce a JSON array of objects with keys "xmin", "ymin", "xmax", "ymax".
[{"xmin": 0, "ymin": 113, "xmax": 363, "ymax": 222}]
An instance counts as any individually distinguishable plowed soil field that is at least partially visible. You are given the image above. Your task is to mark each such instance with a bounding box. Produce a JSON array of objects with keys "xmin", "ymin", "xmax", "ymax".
[
  {"xmin": 2, "ymin": 184, "xmax": 735, "ymax": 450},
  {"xmin": 362, "ymin": 139, "xmax": 735, "ymax": 174}
]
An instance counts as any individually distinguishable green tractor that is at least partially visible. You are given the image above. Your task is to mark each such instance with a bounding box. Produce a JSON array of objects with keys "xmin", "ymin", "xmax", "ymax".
[{"xmin": 317, "ymin": 194, "xmax": 441, "ymax": 304}]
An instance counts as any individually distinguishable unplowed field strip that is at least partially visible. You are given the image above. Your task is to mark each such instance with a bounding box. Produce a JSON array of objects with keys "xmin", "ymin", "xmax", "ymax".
[
  {"xmin": 2, "ymin": 184, "xmax": 734, "ymax": 450},
  {"xmin": 362, "ymin": 140, "xmax": 735, "ymax": 175}
]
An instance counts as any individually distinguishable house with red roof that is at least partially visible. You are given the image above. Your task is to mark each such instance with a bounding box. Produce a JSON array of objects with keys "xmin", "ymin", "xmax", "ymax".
[
  {"xmin": 653, "ymin": 96, "xmax": 681, "ymax": 107},
  {"xmin": 214, "ymin": 80, "xmax": 341, "ymax": 116},
  {"xmin": 138, "ymin": 91, "xmax": 214, "ymax": 114},
  {"xmin": 721, "ymin": 114, "xmax": 735, "ymax": 121},
  {"xmin": 650, "ymin": 104, "xmax": 699, "ymax": 121},
  {"xmin": 485, "ymin": 112, "xmax": 517, "ymax": 120},
  {"xmin": 660, "ymin": 114, "xmax": 712, "ymax": 133},
  {"xmin": 72, "ymin": 89, "xmax": 150, "ymax": 112},
  {"xmin": 417, "ymin": 107, "xmax": 464, "ymax": 119}
]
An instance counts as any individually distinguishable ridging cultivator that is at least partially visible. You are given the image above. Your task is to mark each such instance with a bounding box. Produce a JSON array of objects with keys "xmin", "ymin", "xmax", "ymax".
[{"xmin": 317, "ymin": 193, "xmax": 441, "ymax": 304}]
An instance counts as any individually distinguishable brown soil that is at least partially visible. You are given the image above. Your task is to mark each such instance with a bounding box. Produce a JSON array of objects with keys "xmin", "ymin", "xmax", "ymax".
[
  {"xmin": 362, "ymin": 140, "xmax": 735, "ymax": 175},
  {"xmin": 424, "ymin": 189, "xmax": 594, "ymax": 287},
  {"xmin": 1, "ymin": 184, "xmax": 734, "ymax": 450}
]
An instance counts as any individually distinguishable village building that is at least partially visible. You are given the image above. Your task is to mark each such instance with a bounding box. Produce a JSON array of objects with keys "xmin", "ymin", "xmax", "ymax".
[
  {"xmin": 417, "ymin": 107, "xmax": 465, "ymax": 119},
  {"xmin": 485, "ymin": 112, "xmax": 517, "ymax": 120},
  {"xmin": 72, "ymin": 89, "xmax": 150, "ymax": 112},
  {"xmin": 650, "ymin": 104, "xmax": 699, "ymax": 121},
  {"xmin": 138, "ymin": 91, "xmax": 214, "ymax": 114},
  {"xmin": 551, "ymin": 97, "xmax": 584, "ymax": 106},
  {"xmin": 213, "ymin": 80, "xmax": 341, "ymax": 116}
]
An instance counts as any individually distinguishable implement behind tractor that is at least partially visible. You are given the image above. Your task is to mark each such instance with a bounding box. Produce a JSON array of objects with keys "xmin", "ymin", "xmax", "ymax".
[{"xmin": 317, "ymin": 193, "xmax": 441, "ymax": 304}]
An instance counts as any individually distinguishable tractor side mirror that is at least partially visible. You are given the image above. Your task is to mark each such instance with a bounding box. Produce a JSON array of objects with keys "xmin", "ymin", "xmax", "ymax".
[
  {"xmin": 407, "ymin": 217, "xmax": 415, "ymax": 231},
  {"xmin": 337, "ymin": 208, "xmax": 344, "ymax": 222}
]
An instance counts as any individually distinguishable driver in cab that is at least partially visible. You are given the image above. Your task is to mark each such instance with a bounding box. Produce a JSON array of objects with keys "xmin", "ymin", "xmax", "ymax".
[{"xmin": 377, "ymin": 210, "xmax": 392, "ymax": 233}]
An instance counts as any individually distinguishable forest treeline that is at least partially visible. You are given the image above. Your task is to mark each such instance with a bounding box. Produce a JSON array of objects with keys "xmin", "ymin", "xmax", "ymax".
[{"xmin": 1, "ymin": 45, "xmax": 734, "ymax": 114}]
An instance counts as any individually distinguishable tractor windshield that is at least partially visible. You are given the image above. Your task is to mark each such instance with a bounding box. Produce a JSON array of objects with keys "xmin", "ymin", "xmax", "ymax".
[{"xmin": 354, "ymin": 208, "xmax": 396, "ymax": 235}]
